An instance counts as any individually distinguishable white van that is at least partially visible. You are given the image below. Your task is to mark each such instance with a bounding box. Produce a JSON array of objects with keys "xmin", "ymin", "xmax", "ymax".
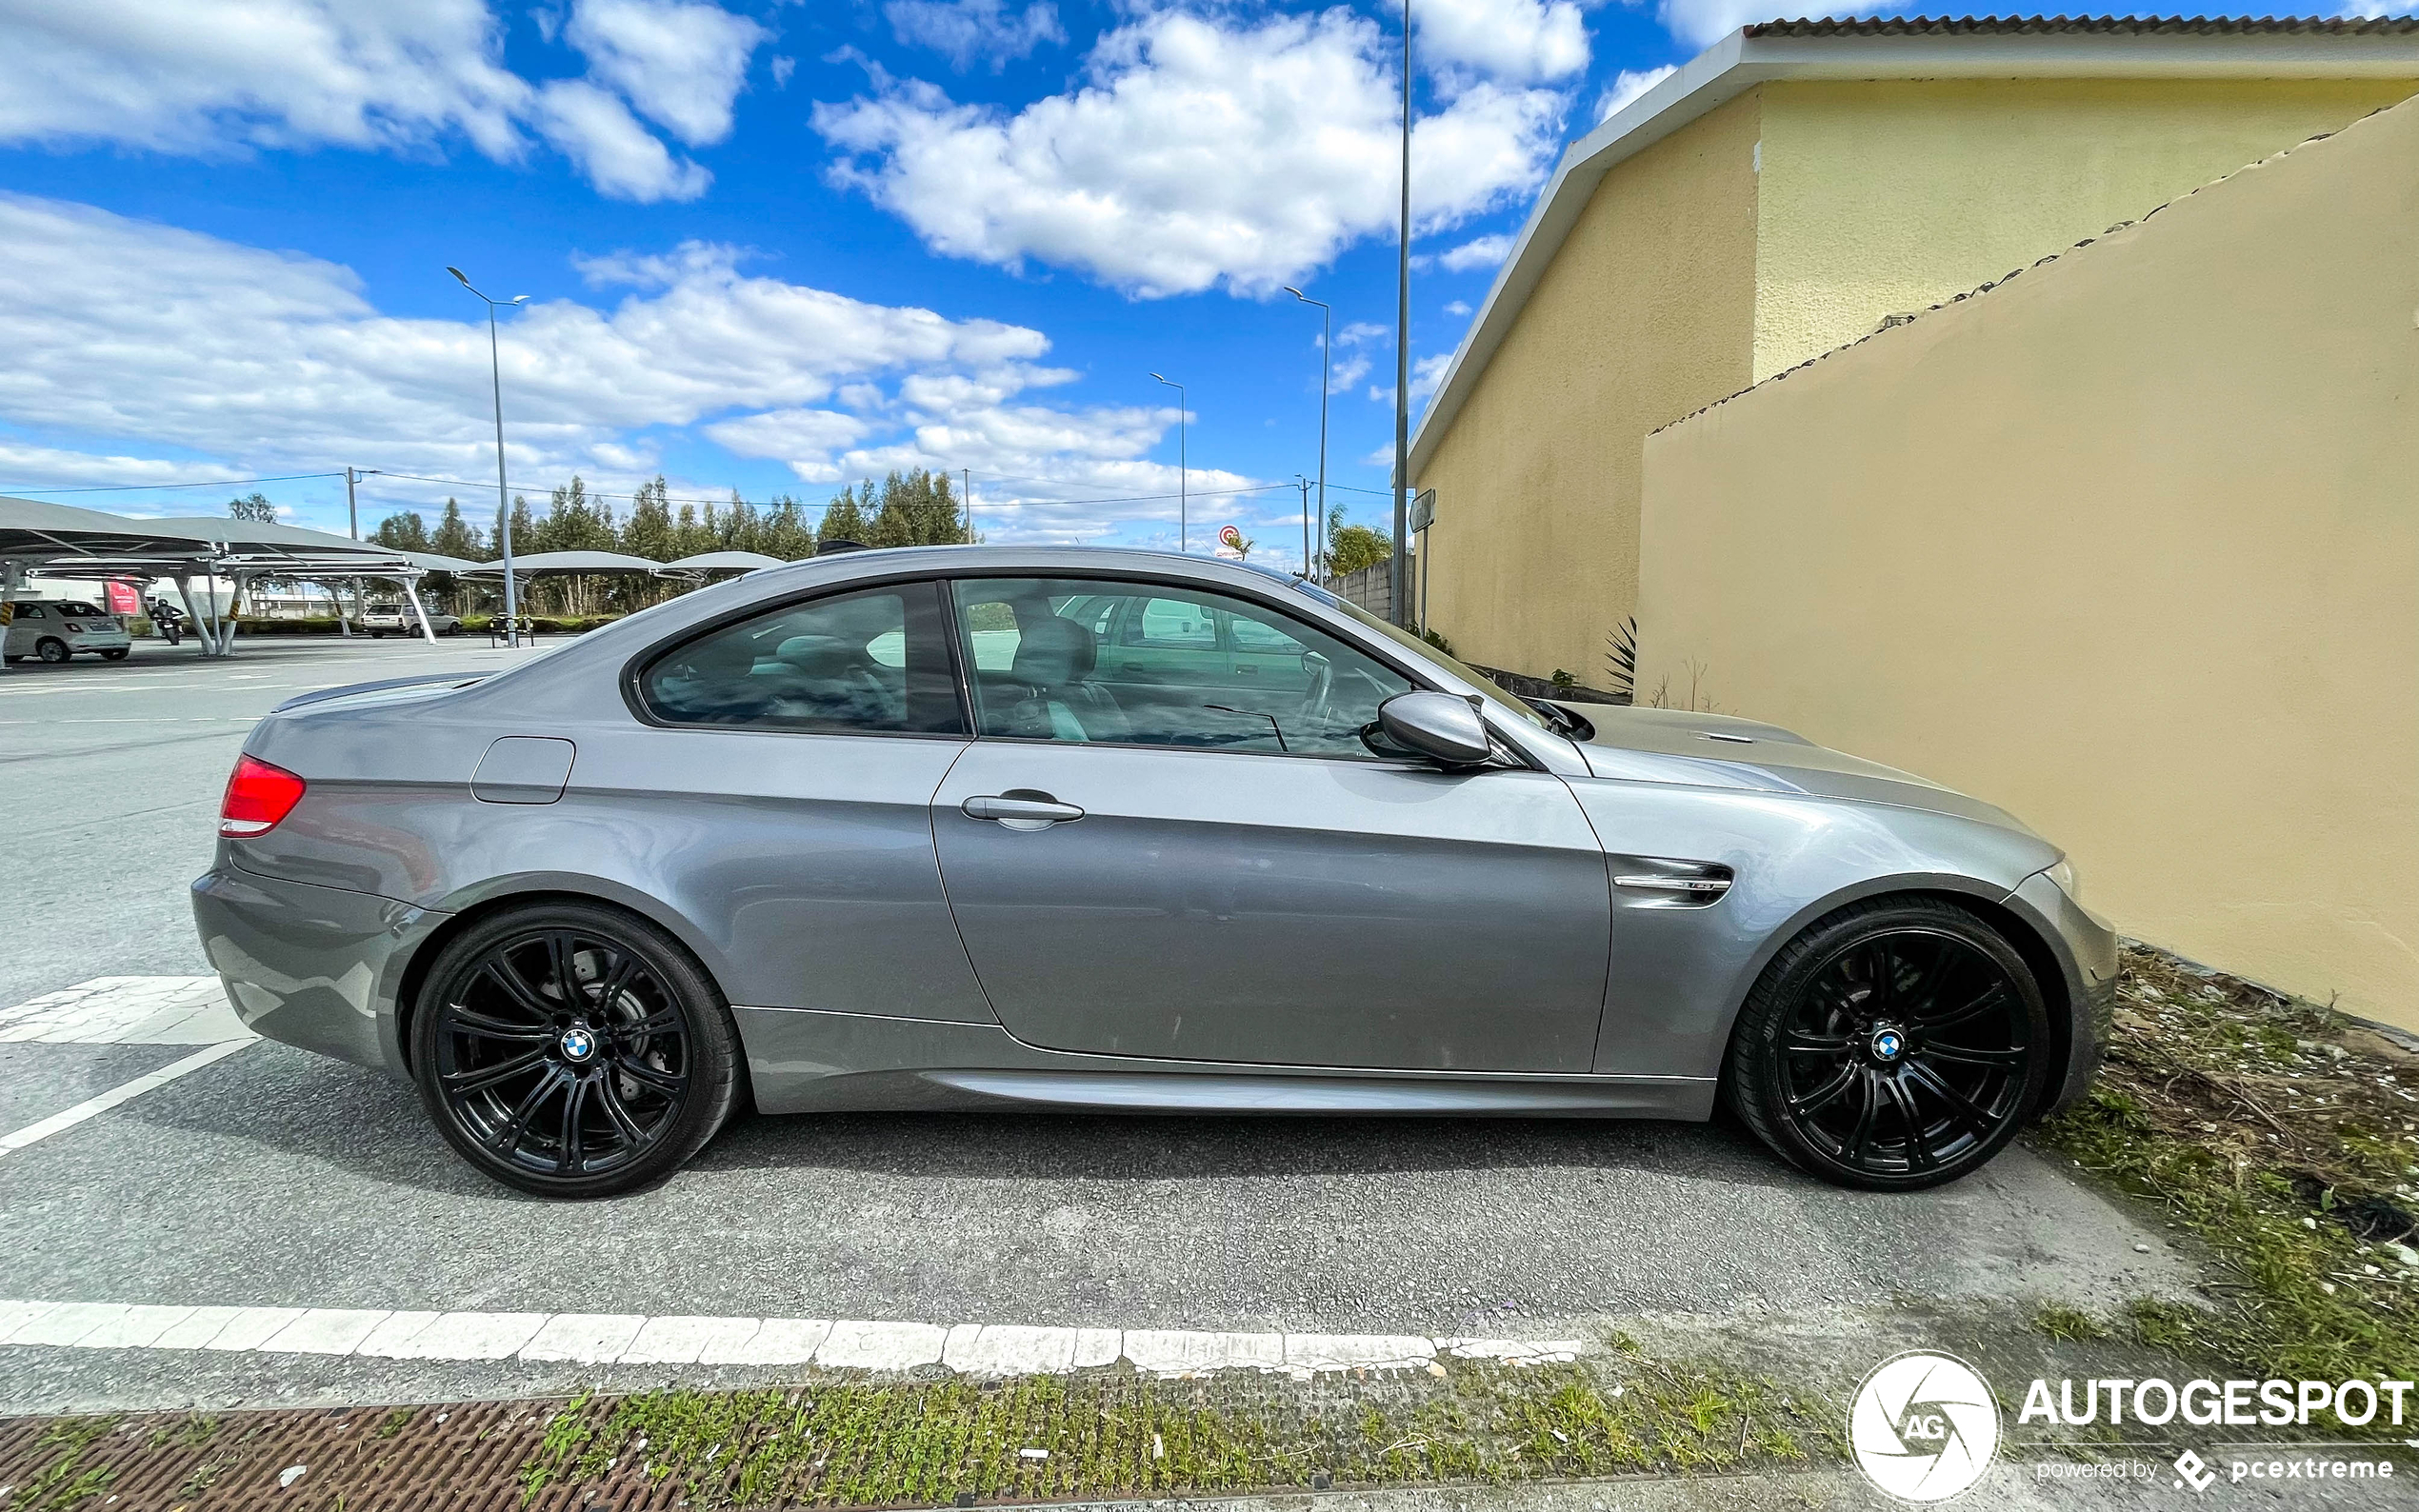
[{"xmin": 4, "ymin": 600, "xmax": 135, "ymax": 664}]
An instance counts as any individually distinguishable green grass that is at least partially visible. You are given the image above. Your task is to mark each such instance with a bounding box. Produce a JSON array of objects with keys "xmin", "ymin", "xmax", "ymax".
[
  {"xmin": 2029, "ymin": 1304, "xmax": 2110, "ymax": 1343},
  {"xmin": 17, "ymin": 1417, "xmax": 120, "ymax": 1512},
  {"xmin": 517, "ymin": 1356, "xmax": 1831, "ymax": 1509},
  {"xmin": 2037, "ymin": 1088, "xmax": 2419, "ymax": 1385}
]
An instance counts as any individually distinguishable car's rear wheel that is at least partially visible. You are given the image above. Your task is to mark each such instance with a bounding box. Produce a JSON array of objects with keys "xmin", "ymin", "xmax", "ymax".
[
  {"xmin": 35, "ymin": 638, "xmax": 69, "ymax": 663},
  {"xmin": 410, "ymin": 903, "xmax": 741, "ymax": 1198},
  {"xmin": 1726, "ymin": 898, "xmax": 2049, "ymax": 1191}
]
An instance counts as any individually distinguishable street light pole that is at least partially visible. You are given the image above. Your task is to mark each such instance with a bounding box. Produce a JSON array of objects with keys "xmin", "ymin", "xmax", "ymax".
[
  {"xmin": 1150, "ymin": 372, "xmax": 1187, "ymax": 551},
  {"xmin": 448, "ymin": 267, "xmax": 529, "ymax": 646},
  {"xmin": 1282, "ymin": 287, "xmax": 1331, "ymax": 582},
  {"xmin": 1391, "ymin": 0, "xmax": 1413, "ymax": 627}
]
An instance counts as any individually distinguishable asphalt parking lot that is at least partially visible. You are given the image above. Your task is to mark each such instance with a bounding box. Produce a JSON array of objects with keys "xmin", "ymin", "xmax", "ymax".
[{"xmin": 0, "ymin": 636, "xmax": 2197, "ymax": 1416}]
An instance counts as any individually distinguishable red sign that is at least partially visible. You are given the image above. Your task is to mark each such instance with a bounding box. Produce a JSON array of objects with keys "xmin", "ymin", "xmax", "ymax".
[
  {"xmin": 1217, "ymin": 525, "xmax": 1243, "ymax": 549},
  {"xmin": 106, "ymin": 581, "xmax": 141, "ymax": 615}
]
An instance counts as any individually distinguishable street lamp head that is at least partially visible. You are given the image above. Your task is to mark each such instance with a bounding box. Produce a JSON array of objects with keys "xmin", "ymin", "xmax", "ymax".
[
  {"xmin": 1149, "ymin": 371, "xmax": 1165, "ymax": 382},
  {"xmin": 510, "ymin": 295, "xmax": 529, "ymax": 305},
  {"xmin": 447, "ymin": 266, "xmax": 470, "ymax": 286}
]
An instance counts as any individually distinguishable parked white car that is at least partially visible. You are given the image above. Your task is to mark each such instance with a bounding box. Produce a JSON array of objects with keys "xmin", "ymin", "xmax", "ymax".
[
  {"xmin": 4, "ymin": 600, "xmax": 133, "ymax": 663},
  {"xmin": 361, "ymin": 604, "xmax": 461, "ymax": 637}
]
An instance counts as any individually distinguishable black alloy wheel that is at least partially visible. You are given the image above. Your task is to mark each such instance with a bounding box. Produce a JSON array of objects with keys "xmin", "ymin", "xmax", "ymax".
[
  {"xmin": 1728, "ymin": 899, "xmax": 2049, "ymax": 1190},
  {"xmin": 411, "ymin": 903, "xmax": 741, "ymax": 1198}
]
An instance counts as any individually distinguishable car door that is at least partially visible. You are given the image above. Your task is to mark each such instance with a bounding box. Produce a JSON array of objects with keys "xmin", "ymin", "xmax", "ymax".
[
  {"xmin": 930, "ymin": 574, "xmax": 1610, "ymax": 1073},
  {"xmin": 598, "ymin": 579, "xmax": 995, "ymax": 1024}
]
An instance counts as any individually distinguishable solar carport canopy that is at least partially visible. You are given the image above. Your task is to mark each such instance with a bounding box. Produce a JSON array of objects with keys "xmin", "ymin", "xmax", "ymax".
[{"xmin": 0, "ymin": 495, "xmax": 450, "ymax": 658}]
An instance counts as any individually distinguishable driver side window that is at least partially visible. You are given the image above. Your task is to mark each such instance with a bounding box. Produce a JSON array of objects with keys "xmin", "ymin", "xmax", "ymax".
[{"xmin": 950, "ymin": 577, "xmax": 1412, "ymax": 759}]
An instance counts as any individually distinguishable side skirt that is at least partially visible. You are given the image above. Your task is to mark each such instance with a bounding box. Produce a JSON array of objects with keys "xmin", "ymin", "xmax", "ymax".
[{"xmin": 734, "ymin": 1006, "xmax": 1717, "ymax": 1120}]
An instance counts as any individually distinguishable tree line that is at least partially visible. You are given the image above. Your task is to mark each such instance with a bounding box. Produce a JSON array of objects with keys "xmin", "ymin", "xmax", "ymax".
[{"xmin": 364, "ymin": 469, "xmax": 972, "ymax": 616}]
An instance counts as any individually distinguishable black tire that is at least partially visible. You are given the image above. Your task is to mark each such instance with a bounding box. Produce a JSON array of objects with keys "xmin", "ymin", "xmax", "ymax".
[
  {"xmin": 101, "ymin": 647, "xmax": 130, "ymax": 661},
  {"xmin": 369, "ymin": 629, "xmax": 384, "ymax": 639},
  {"xmin": 35, "ymin": 638, "xmax": 70, "ymax": 664},
  {"xmin": 410, "ymin": 902, "xmax": 743, "ymax": 1198},
  {"xmin": 1726, "ymin": 897, "xmax": 2049, "ymax": 1191}
]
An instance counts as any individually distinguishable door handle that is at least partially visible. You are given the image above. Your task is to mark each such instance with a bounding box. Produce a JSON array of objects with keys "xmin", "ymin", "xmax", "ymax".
[{"xmin": 962, "ymin": 793, "xmax": 1086, "ymax": 825}]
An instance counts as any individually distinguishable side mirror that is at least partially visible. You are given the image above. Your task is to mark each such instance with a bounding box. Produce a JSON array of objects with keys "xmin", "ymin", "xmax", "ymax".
[{"xmin": 1369, "ymin": 691, "xmax": 1496, "ymax": 768}]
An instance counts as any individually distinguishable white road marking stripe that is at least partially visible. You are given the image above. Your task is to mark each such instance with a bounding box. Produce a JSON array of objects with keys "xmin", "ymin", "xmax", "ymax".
[
  {"xmin": 0, "ymin": 1298, "xmax": 1583, "ymax": 1376},
  {"xmin": 1, "ymin": 976, "xmax": 251, "ymax": 1045},
  {"xmin": 0, "ymin": 1039, "xmax": 254, "ymax": 1155}
]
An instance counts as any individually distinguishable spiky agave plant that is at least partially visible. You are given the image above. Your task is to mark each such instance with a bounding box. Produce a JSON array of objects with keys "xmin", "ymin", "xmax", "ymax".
[{"xmin": 1606, "ymin": 617, "xmax": 1639, "ymax": 702}]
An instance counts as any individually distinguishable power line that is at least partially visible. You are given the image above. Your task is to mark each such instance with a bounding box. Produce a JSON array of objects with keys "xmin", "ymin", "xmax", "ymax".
[
  {"xmin": 0, "ymin": 471, "xmax": 346, "ymax": 494},
  {"xmin": 7, "ymin": 464, "xmax": 1309, "ymax": 516}
]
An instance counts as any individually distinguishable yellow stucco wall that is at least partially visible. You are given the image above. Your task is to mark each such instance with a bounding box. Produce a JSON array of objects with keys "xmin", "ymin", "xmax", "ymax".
[
  {"xmin": 1753, "ymin": 77, "xmax": 2419, "ymax": 380},
  {"xmin": 1417, "ymin": 92, "xmax": 1761, "ymax": 683},
  {"xmin": 1636, "ymin": 98, "xmax": 2419, "ymax": 1029}
]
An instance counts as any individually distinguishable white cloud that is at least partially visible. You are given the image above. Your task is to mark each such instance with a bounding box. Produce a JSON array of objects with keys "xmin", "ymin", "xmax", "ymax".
[
  {"xmin": 566, "ymin": 0, "xmax": 766, "ymax": 146},
  {"xmin": 703, "ymin": 408, "xmax": 872, "ymax": 478},
  {"xmin": 1368, "ymin": 352, "xmax": 1454, "ymax": 408},
  {"xmin": 1331, "ymin": 353, "xmax": 1372, "ymax": 389},
  {"xmin": 0, "ymin": 0, "xmax": 760, "ymax": 202},
  {"xmin": 1596, "ymin": 63, "xmax": 1677, "ymax": 123},
  {"xmin": 886, "ymin": 0, "xmax": 1066, "ymax": 70},
  {"xmin": 534, "ymin": 80, "xmax": 713, "ymax": 202},
  {"xmin": 1417, "ymin": 0, "xmax": 1590, "ymax": 86},
  {"xmin": 1438, "ymin": 232, "xmax": 1512, "ymax": 271},
  {"xmin": 814, "ymin": 10, "xmax": 1568, "ymax": 297},
  {"xmin": 1444, "ymin": 299, "xmax": 1471, "ymax": 315},
  {"xmin": 0, "ymin": 195, "xmax": 1211, "ymax": 542},
  {"xmin": 1654, "ymin": 1, "xmax": 1878, "ymax": 50}
]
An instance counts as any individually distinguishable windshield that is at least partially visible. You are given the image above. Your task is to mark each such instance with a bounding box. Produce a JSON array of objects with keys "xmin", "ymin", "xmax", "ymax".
[
  {"xmin": 55, "ymin": 603, "xmax": 110, "ymax": 619},
  {"xmin": 1280, "ymin": 575, "xmax": 1549, "ymax": 731}
]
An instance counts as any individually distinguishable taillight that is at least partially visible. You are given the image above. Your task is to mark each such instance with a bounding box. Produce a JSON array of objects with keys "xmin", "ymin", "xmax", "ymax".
[{"xmin": 221, "ymin": 754, "xmax": 307, "ymax": 837}]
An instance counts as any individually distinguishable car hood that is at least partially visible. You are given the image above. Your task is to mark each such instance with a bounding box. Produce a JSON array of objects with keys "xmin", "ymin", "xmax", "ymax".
[{"xmin": 1548, "ymin": 704, "xmax": 2038, "ymax": 836}]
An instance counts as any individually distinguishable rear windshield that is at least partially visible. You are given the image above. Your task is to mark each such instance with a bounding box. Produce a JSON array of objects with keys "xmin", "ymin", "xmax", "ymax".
[{"xmin": 54, "ymin": 603, "xmax": 110, "ymax": 619}]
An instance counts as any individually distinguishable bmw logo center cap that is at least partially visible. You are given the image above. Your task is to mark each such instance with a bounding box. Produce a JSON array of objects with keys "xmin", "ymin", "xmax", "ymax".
[
  {"xmin": 560, "ymin": 1025, "xmax": 596, "ymax": 1062},
  {"xmin": 1870, "ymin": 1027, "xmax": 1905, "ymax": 1062}
]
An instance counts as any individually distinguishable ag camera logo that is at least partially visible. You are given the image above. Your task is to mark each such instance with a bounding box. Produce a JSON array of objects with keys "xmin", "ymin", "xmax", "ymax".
[{"xmin": 1849, "ymin": 1350, "xmax": 2001, "ymax": 1502}]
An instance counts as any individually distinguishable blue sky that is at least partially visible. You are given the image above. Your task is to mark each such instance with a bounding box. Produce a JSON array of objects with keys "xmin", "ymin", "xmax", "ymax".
[{"xmin": 0, "ymin": 1, "xmax": 1796, "ymax": 568}]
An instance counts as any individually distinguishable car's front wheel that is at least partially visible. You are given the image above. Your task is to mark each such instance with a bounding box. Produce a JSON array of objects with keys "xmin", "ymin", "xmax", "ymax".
[
  {"xmin": 410, "ymin": 902, "xmax": 742, "ymax": 1198},
  {"xmin": 1727, "ymin": 898, "xmax": 2049, "ymax": 1190}
]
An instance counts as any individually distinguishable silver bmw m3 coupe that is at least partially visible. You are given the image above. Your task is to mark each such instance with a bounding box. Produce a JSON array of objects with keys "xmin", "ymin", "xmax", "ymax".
[{"xmin": 191, "ymin": 547, "xmax": 2112, "ymax": 1198}]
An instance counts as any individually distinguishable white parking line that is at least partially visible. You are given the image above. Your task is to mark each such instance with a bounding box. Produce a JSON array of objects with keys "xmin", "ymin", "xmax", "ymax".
[
  {"xmin": 0, "ymin": 1298, "xmax": 1582, "ymax": 1377},
  {"xmin": 0, "ymin": 1040, "xmax": 255, "ymax": 1156}
]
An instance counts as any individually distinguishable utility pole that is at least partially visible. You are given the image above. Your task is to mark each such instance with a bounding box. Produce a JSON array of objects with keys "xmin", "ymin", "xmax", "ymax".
[
  {"xmin": 341, "ymin": 466, "xmax": 379, "ymax": 636},
  {"xmin": 1150, "ymin": 373, "xmax": 1187, "ymax": 550},
  {"xmin": 963, "ymin": 468, "xmax": 972, "ymax": 543},
  {"xmin": 1391, "ymin": 0, "xmax": 1413, "ymax": 627},
  {"xmin": 1296, "ymin": 476, "xmax": 1312, "ymax": 578},
  {"xmin": 1283, "ymin": 287, "xmax": 1332, "ymax": 583}
]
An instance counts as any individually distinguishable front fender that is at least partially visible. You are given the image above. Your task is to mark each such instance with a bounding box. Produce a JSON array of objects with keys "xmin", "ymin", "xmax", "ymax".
[{"xmin": 1562, "ymin": 778, "xmax": 2059, "ymax": 1080}]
